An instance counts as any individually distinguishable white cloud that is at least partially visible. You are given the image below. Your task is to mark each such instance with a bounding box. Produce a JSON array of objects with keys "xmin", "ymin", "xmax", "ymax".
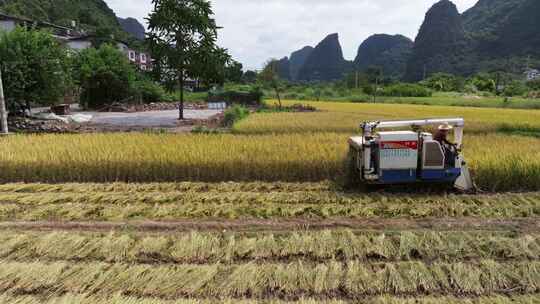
[{"xmin": 105, "ymin": 0, "xmax": 478, "ymax": 70}]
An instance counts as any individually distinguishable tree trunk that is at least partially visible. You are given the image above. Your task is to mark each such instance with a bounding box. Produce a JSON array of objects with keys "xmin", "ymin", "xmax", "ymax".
[
  {"xmin": 178, "ymin": 70, "xmax": 184, "ymax": 120},
  {"xmin": 0, "ymin": 69, "xmax": 8, "ymax": 134},
  {"xmin": 275, "ymin": 86, "xmax": 282, "ymax": 110},
  {"xmin": 25, "ymin": 100, "xmax": 32, "ymax": 117}
]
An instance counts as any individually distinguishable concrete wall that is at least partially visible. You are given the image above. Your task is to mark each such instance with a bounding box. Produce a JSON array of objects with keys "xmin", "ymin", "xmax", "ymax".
[
  {"xmin": 0, "ymin": 20, "xmax": 16, "ymax": 32},
  {"xmin": 66, "ymin": 40, "xmax": 92, "ymax": 51}
]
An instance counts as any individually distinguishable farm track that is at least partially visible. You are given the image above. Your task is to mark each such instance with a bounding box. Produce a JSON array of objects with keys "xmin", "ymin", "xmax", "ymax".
[{"xmin": 0, "ymin": 217, "xmax": 539, "ymax": 233}]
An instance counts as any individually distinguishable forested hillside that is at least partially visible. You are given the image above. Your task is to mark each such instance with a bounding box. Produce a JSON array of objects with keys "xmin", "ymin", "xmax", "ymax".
[
  {"xmin": 273, "ymin": 0, "xmax": 540, "ymax": 82},
  {"xmin": 118, "ymin": 17, "xmax": 145, "ymax": 40},
  {"xmin": 354, "ymin": 34, "xmax": 413, "ymax": 79},
  {"xmin": 404, "ymin": 0, "xmax": 469, "ymax": 81},
  {"xmin": 297, "ymin": 33, "xmax": 351, "ymax": 82},
  {"xmin": 0, "ymin": 0, "xmax": 120, "ymax": 31},
  {"xmin": 405, "ymin": 0, "xmax": 540, "ymax": 80}
]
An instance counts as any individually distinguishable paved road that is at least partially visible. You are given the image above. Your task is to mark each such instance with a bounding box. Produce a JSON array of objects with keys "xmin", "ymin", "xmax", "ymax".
[
  {"xmin": 83, "ymin": 109, "xmax": 222, "ymax": 127},
  {"xmin": 31, "ymin": 105, "xmax": 222, "ymax": 128}
]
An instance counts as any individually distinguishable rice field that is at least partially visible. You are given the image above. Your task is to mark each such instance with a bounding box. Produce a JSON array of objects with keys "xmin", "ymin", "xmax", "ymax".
[
  {"xmin": 0, "ymin": 181, "xmax": 538, "ymax": 302},
  {"xmin": 2, "ymin": 294, "xmax": 540, "ymax": 304},
  {"xmin": 0, "ymin": 182, "xmax": 539, "ymax": 221},
  {"xmin": 234, "ymin": 100, "xmax": 540, "ymax": 135},
  {"xmin": 0, "ymin": 224, "xmax": 539, "ymax": 302},
  {"xmin": 2, "ymin": 100, "xmax": 540, "ymax": 302},
  {"xmin": 0, "ymin": 132, "xmax": 538, "ymax": 191},
  {"xmin": 1, "ymin": 100, "xmax": 539, "ymax": 191}
]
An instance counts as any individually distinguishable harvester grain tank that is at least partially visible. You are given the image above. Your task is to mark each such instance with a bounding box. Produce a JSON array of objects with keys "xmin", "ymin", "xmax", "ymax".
[{"xmin": 348, "ymin": 118, "xmax": 474, "ymax": 191}]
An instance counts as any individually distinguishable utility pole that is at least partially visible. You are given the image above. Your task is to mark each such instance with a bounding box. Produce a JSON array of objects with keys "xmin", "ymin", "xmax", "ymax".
[{"xmin": 0, "ymin": 68, "xmax": 8, "ymax": 135}]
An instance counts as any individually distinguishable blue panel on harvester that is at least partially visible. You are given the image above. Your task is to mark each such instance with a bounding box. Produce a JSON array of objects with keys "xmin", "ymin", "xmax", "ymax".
[
  {"xmin": 380, "ymin": 169, "xmax": 417, "ymax": 183},
  {"xmin": 421, "ymin": 168, "xmax": 461, "ymax": 181}
]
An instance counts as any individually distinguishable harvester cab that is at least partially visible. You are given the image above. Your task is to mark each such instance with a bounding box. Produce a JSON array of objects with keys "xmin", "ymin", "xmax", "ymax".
[{"xmin": 348, "ymin": 118, "xmax": 474, "ymax": 191}]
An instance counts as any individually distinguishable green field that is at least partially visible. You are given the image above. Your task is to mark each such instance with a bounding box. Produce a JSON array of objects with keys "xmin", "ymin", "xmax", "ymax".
[{"xmin": 1, "ymin": 100, "xmax": 540, "ymax": 303}]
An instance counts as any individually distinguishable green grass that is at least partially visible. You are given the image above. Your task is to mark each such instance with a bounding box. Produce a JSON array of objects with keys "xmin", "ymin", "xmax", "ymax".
[
  {"xmin": 370, "ymin": 94, "xmax": 540, "ymax": 109},
  {"xmin": 276, "ymin": 90, "xmax": 540, "ymax": 109}
]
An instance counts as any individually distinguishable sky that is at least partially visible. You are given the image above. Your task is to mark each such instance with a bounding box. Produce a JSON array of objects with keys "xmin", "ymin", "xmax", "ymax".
[{"xmin": 105, "ymin": 0, "xmax": 478, "ymax": 70}]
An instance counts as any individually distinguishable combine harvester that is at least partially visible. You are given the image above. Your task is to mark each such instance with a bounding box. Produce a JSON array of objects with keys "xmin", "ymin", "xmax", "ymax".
[{"xmin": 348, "ymin": 118, "xmax": 474, "ymax": 191}]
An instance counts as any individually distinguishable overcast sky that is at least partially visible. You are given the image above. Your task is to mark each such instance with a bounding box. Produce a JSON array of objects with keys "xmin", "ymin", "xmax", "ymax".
[{"xmin": 105, "ymin": 0, "xmax": 478, "ymax": 70}]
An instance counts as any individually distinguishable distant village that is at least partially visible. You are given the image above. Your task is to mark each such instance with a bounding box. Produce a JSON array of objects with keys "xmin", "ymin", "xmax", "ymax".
[{"xmin": 0, "ymin": 12, "xmax": 152, "ymax": 71}]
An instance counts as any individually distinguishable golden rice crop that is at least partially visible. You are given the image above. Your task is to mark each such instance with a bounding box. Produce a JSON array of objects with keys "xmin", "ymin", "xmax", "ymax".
[
  {"xmin": 234, "ymin": 100, "xmax": 540, "ymax": 135},
  {"xmin": 1, "ymin": 101, "xmax": 539, "ymax": 190},
  {"xmin": 0, "ymin": 132, "xmax": 344, "ymax": 183},
  {"xmin": 0, "ymin": 132, "xmax": 539, "ymax": 191}
]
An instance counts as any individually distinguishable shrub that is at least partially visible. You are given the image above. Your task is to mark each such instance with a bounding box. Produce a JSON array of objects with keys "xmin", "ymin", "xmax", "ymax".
[
  {"xmin": 208, "ymin": 87, "xmax": 263, "ymax": 106},
  {"xmin": 380, "ymin": 83, "xmax": 432, "ymax": 97},
  {"xmin": 134, "ymin": 79, "xmax": 167, "ymax": 103},
  {"xmin": 74, "ymin": 44, "xmax": 137, "ymax": 109},
  {"xmin": 222, "ymin": 105, "xmax": 249, "ymax": 127},
  {"xmin": 0, "ymin": 27, "xmax": 71, "ymax": 111},
  {"xmin": 362, "ymin": 85, "xmax": 376, "ymax": 95},
  {"xmin": 526, "ymin": 79, "xmax": 540, "ymax": 91},
  {"xmin": 502, "ymin": 81, "xmax": 528, "ymax": 97},
  {"xmin": 421, "ymin": 73, "xmax": 463, "ymax": 92},
  {"xmin": 467, "ymin": 73, "xmax": 496, "ymax": 92}
]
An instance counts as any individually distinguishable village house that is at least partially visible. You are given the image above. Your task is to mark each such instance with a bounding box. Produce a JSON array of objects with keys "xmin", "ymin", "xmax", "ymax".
[
  {"xmin": 525, "ymin": 68, "xmax": 540, "ymax": 81},
  {"xmin": 0, "ymin": 11, "xmax": 152, "ymax": 71}
]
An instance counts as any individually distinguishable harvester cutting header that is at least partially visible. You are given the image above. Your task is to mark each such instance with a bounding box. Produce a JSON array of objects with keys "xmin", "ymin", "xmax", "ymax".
[{"xmin": 348, "ymin": 118, "xmax": 474, "ymax": 191}]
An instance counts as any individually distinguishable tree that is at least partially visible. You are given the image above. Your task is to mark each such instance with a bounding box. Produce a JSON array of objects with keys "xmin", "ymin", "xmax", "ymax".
[
  {"xmin": 73, "ymin": 44, "xmax": 137, "ymax": 109},
  {"xmin": 224, "ymin": 60, "xmax": 243, "ymax": 83},
  {"xmin": 527, "ymin": 79, "xmax": 540, "ymax": 91},
  {"xmin": 92, "ymin": 26, "xmax": 115, "ymax": 48},
  {"xmin": 259, "ymin": 59, "xmax": 284, "ymax": 109},
  {"xmin": 0, "ymin": 69, "xmax": 7, "ymax": 134},
  {"xmin": 191, "ymin": 44, "xmax": 231, "ymax": 87},
  {"xmin": 468, "ymin": 73, "xmax": 496, "ymax": 92},
  {"xmin": 147, "ymin": 0, "xmax": 227, "ymax": 120},
  {"xmin": 421, "ymin": 73, "xmax": 463, "ymax": 92},
  {"xmin": 0, "ymin": 27, "xmax": 71, "ymax": 114},
  {"xmin": 242, "ymin": 70, "xmax": 258, "ymax": 83}
]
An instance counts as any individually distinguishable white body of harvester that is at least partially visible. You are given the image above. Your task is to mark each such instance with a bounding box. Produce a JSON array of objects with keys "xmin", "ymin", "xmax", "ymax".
[{"xmin": 348, "ymin": 118, "xmax": 474, "ymax": 191}]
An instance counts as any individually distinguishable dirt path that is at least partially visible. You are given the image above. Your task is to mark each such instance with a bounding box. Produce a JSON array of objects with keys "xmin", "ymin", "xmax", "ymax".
[{"xmin": 1, "ymin": 217, "xmax": 538, "ymax": 233}]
